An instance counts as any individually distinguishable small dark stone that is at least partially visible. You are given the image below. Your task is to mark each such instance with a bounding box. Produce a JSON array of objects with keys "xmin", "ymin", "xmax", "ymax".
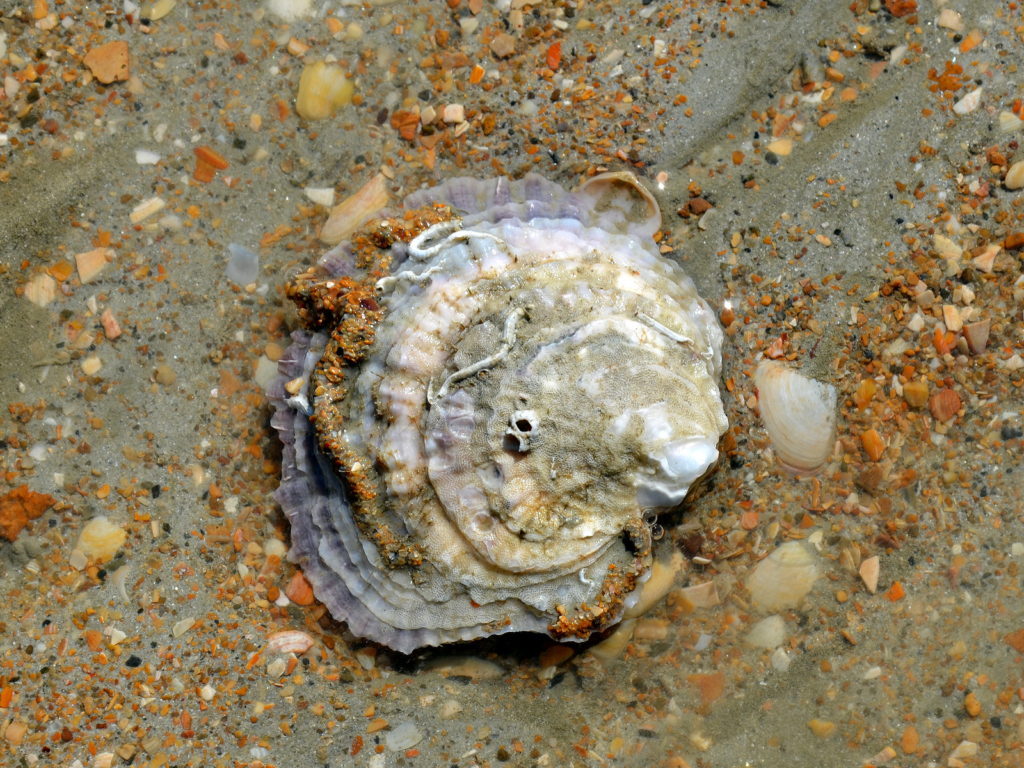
[
  {"xmin": 232, "ymin": 137, "xmax": 246, "ymax": 150},
  {"xmin": 151, "ymin": 484, "xmax": 162, "ymax": 499},
  {"xmin": 1001, "ymin": 425, "xmax": 1023, "ymax": 441},
  {"xmin": 765, "ymin": 151, "xmax": 779, "ymax": 165},
  {"xmin": 125, "ymin": 655, "xmax": 143, "ymax": 668},
  {"xmin": 496, "ymin": 746, "xmax": 512, "ymax": 762},
  {"xmin": 991, "ymin": 716, "xmax": 1002, "ymax": 728}
]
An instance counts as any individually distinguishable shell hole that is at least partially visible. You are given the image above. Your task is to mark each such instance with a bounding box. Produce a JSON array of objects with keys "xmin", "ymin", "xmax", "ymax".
[
  {"xmin": 515, "ymin": 419, "xmax": 533, "ymax": 432},
  {"xmin": 502, "ymin": 434, "xmax": 527, "ymax": 455}
]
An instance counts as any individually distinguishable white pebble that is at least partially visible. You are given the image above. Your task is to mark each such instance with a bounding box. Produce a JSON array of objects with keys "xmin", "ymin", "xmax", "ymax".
[
  {"xmin": 200, "ymin": 684, "xmax": 216, "ymax": 701},
  {"xmin": 1012, "ymin": 543, "xmax": 1024, "ymax": 556},
  {"xmin": 304, "ymin": 187, "xmax": 336, "ymax": 207},
  {"xmin": 226, "ymin": 243, "xmax": 260, "ymax": 286},
  {"xmin": 770, "ymin": 647, "xmax": 791, "ymax": 673},
  {"xmin": 135, "ymin": 149, "xmax": 161, "ymax": 165}
]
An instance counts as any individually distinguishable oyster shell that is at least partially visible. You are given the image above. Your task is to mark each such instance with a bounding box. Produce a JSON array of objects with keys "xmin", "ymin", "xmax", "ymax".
[{"xmin": 268, "ymin": 173, "xmax": 728, "ymax": 652}]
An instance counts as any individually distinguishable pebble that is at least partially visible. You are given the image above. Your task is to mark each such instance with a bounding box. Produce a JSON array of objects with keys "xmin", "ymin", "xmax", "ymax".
[
  {"xmin": 745, "ymin": 615, "xmax": 786, "ymax": 649},
  {"xmin": 901, "ymin": 724, "xmax": 919, "ymax": 754},
  {"xmin": 770, "ymin": 647, "xmax": 791, "ymax": 673},
  {"xmin": 490, "ymin": 33, "xmax": 516, "ymax": 58},
  {"xmin": 1006, "ymin": 161, "xmax": 1024, "ymax": 190},
  {"xmin": 83, "ymin": 41, "xmax": 130, "ymax": 84},
  {"xmin": 355, "ymin": 647, "xmax": 377, "ymax": 670},
  {"xmin": 226, "ymin": 243, "xmax": 260, "ymax": 286},
  {"xmin": 154, "ymin": 364, "xmax": 176, "ymax": 386},
  {"xmin": 200, "ymin": 684, "xmax": 215, "ymax": 701},
  {"xmin": 81, "ymin": 356, "xmax": 103, "ymax": 376}
]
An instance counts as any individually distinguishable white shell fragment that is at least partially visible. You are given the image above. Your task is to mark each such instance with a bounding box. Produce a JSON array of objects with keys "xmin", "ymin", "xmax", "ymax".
[
  {"xmin": 746, "ymin": 541, "xmax": 818, "ymax": 612},
  {"xmin": 320, "ymin": 173, "xmax": 390, "ymax": 245},
  {"xmin": 952, "ymin": 87, "xmax": 982, "ymax": 116},
  {"xmin": 266, "ymin": 630, "xmax": 314, "ymax": 654},
  {"xmin": 755, "ymin": 362, "xmax": 837, "ymax": 475},
  {"xmin": 269, "ymin": 173, "xmax": 728, "ymax": 652},
  {"xmin": 75, "ymin": 516, "xmax": 127, "ymax": 562}
]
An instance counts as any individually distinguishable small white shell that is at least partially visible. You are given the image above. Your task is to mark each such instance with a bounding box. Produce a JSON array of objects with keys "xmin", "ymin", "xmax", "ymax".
[
  {"xmin": 755, "ymin": 361, "xmax": 836, "ymax": 475},
  {"xmin": 266, "ymin": 630, "xmax": 314, "ymax": 654},
  {"xmin": 746, "ymin": 541, "xmax": 818, "ymax": 612}
]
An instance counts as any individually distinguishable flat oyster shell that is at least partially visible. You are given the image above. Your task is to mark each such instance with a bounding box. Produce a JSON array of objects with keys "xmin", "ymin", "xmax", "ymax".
[{"xmin": 268, "ymin": 173, "xmax": 728, "ymax": 652}]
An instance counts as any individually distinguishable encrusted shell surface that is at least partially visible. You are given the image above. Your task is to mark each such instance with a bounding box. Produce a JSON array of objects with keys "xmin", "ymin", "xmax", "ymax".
[
  {"xmin": 754, "ymin": 361, "xmax": 837, "ymax": 475},
  {"xmin": 268, "ymin": 173, "xmax": 728, "ymax": 652}
]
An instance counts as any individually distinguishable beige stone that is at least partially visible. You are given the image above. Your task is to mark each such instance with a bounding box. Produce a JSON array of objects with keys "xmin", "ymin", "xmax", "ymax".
[{"xmin": 84, "ymin": 41, "xmax": 130, "ymax": 84}]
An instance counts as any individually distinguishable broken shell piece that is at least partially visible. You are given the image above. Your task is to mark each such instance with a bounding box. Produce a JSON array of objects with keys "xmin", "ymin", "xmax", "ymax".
[
  {"xmin": 859, "ymin": 555, "xmax": 879, "ymax": 594},
  {"xmin": 623, "ymin": 551, "xmax": 684, "ymax": 619},
  {"xmin": 929, "ymin": 388, "xmax": 961, "ymax": 423},
  {"xmin": 963, "ymin": 319, "xmax": 990, "ymax": 355},
  {"xmin": 24, "ymin": 274, "xmax": 57, "ymax": 307},
  {"xmin": 587, "ymin": 619, "xmax": 637, "ymax": 663},
  {"xmin": 267, "ymin": 630, "xmax": 314, "ymax": 654},
  {"xmin": 999, "ymin": 111, "xmax": 1023, "ymax": 134},
  {"xmin": 971, "ymin": 244, "xmax": 1000, "ymax": 274},
  {"xmin": 574, "ymin": 171, "xmax": 661, "ymax": 239},
  {"xmin": 295, "ymin": 61, "xmax": 354, "ymax": 121},
  {"xmin": 319, "ymin": 173, "xmax": 389, "ymax": 245},
  {"xmin": 746, "ymin": 541, "xmax": 818, "ymax": 612},
  {"xmin": 933, "ymin": 234, "xmax": 963, "ymax": 260},
  {"xmin": 937, "ymin": 8, "xmax": 963, "ymax": 31},
  {"xmin": 100, "ymin": 308, "xmax": 122, "ymax": 340},
  {"xmin": 75, "ymin": 516, "xmax": 126, "ymax": 562},
  {"xmin": 76, "ymin": 248, "xmax": 113, "ymax": 284},
  {"xmin": 952, "ymin": 87, "xmax": 982, "ymax": 116},
  {"xmin": 754, "ymin": 362, "xmax": 837, "ymax": 475}
]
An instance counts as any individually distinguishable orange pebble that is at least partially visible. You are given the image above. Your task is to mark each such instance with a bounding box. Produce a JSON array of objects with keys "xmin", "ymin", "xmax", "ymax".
[
  {"xmin": 286, "ymin": 571, "xmax": 316, "ymax": 605},
  {"xmin": 884, "ymin": 581, "xmax": 905, "ymax": 602},
  {"xmin": 861, "ymin": 429, "xmax": 885, "ymax": 462}
]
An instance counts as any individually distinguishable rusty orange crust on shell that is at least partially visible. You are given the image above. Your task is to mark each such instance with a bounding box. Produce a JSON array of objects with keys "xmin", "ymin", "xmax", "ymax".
[{"xmin": 285, "ymin": 205, "xmax": 652, "ymax": 639}]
